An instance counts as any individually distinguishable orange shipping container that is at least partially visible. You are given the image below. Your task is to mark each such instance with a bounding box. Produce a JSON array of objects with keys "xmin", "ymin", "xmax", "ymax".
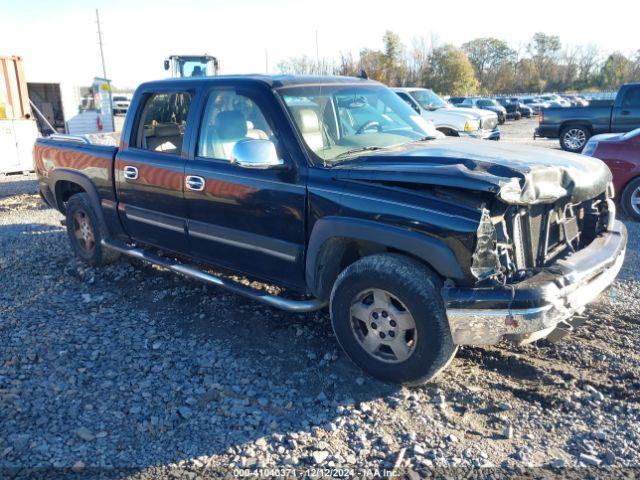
[{"xmin": 0, "ymin": 56, "xmax": 31, "ymax": 119}]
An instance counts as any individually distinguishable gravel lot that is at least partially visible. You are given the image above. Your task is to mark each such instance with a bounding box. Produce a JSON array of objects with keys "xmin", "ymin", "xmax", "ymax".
[{"xmin": 1, "ymin": 118, "xmax": 639, "ymax": 477}]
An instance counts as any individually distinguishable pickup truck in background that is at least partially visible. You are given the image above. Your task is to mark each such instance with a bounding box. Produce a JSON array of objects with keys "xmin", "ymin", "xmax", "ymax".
[
  {"xmin": 535, "ymin": 83, "xmax": 640, "ymax": 152},
  {"xmin": 34, "ymin": 75, "xmax": 626, "ymax": 385}
]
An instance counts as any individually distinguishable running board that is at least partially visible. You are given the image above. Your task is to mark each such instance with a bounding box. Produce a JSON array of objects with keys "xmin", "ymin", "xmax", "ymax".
[{"xmin": 101, "ymin": 240, "xmax": 326, "ymax": 313}]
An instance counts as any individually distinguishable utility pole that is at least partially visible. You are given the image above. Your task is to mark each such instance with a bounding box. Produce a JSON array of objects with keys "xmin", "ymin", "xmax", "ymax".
[
  {"xmin": 95, "ymin": 9, "xmax": 114, "ymax": 131},
  {"xmin": 96, "ymin": 9, "xmax": 107, "ymax": 80},
  {"xmin": 315, "ymin": 30, "xmax": 319, "ymax": 70}
]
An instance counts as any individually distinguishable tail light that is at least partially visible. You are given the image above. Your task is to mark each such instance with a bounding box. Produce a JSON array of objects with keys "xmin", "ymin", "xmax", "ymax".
[
  {"xmin": 538, "ymin": 110, "xmax": 543, "ymax": 126},
  {"xmin": 97, "ymin": 115, "xmax": 103, "ymax": 131}
]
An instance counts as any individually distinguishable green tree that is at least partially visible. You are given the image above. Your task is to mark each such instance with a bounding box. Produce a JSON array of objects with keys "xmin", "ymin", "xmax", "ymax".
[
  {"xmin": 381, "ymin": 30, "xmax": 408, "ymax": 86},
  {"xmin": 600, "ymin": 52, "xmax": 633, "ymax": 89},
  {"xmin": 461, "ymin": 37, "xmax": 516, "ymax": 88},
  {"xmin": 423, "ymin": 45, "xmax": 479, "ymax": 96},
  {"xmin": 528, "ymin": 33, "xmax": 561, "ymax": 85}
]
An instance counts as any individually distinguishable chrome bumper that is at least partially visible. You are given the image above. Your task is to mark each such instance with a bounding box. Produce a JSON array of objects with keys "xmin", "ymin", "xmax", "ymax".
[
  {"xmin": 444, "ymin": 221, "xmax": 627, "ymax": 345},
  {"xmin": 460, "ymin": 127, "xmax": 500, "ymax": 140}
]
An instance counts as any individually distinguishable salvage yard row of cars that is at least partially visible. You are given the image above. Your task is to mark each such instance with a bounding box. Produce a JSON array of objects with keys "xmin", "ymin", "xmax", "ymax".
[{"xmin": 33, "ymin": 74, "xmax": 629, "ymax": 385}]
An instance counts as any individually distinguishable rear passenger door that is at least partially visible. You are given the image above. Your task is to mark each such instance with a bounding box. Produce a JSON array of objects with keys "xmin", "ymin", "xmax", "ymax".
[
  {"xmin": 612, "ymin": 86, "xmax": 640, "ymax": 133},
  {"xmin": 115, "ymin": 89, "xmax": 195, "ymax": 252},
  {"xmin": 183, "ymin": 85, "xmax": 307, "ymax": 289}
]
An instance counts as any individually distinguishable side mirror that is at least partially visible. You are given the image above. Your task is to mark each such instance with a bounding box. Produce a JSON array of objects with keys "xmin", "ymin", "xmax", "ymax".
[
  {"xmin": 413, "ymin": 104, "xmax": 420, "ymax": 114},
  {"xmin": 163, "ymin": 60, "xmax": 170, "ymax": 71},
  {"xmin": 231, "ymin": 139, "xmax": 285, "ymax": 169}
]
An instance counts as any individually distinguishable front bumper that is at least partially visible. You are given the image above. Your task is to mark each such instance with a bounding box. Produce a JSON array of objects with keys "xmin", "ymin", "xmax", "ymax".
[
  {"xmin": 460, "ymin": 127, "xmax": 500, "ymax": 141},
  {"xmin": 444, "ymin": 221, "xmax": 627, "ymax": 345}
]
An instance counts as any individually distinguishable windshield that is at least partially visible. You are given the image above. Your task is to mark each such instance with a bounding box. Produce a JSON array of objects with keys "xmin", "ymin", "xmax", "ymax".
[
  {"xmin": 278, "ymin": 84, "xmax": 436, "ymax": 164},
  {"xmin": 477, "ymin": 99, "xmax": 495, "ymax": 107},
  {"xmin": 112, "ymin": 96, "xmax": 128, "ymax": 102},
  {"xmin": 409, "ymin": 89, "xmax": 448, "ymax": 110}
]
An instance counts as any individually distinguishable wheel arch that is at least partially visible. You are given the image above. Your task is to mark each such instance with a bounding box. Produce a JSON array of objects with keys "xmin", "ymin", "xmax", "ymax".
[
  {"xmin": 51, "ymin": 169, "xmax": 106, "ymax": 228},
  {"xmin": 560, "ymin": 121, "xmax": 593, "ymax": 134},
  {"xmin": 305, "ymin": 217, "xmax": 465, "ymax": 300}
]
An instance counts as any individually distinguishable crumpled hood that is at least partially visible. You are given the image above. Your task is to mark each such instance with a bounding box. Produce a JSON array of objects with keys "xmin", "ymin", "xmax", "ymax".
[{"xmin": 333, "ymin": 139, "xmax": 612, "ymax": 205}]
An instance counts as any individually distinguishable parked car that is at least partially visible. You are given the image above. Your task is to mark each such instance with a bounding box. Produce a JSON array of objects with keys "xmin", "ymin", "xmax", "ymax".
[
  {"xmin": 496, "ymin": 98, "xmax": 522, "ymax": 120},
  {"xmin": 459, "ymin": 98, "xmax": 507, "ymax": 124},
  {"xmin": 539, "ymin": 94, "xmax": 571, "ymax": 107},
  {"xmin": 512, "ymin": 100, "xmax": 533, "ymax": 118},
  {"xmin": 447, "ymin": 96, "xmax": 467, "ymax": 105},
  {"xmin": 561, "ymin": 94, "xmax": 589, "ymax": 107},
  {"xmin": 394, "ymin": 88, "xmax": 500, "ymax": 140},
  {"xmin": 582, "ymin": 128, "xmax": 640, "ymax": 220},
  {"xmin": 536, "ymin": 83, "xmax": 640, "ymax": 152},
  {"xmin": 111, "ymin": 94, "xmax": 131, "ymax": 115},
  {"xmin": 33, "ymin": 75, "xmax": 626, "ymax": 384},
  {"xmin": 520, "ymin": 97, "xmax": 550, "ymax": 114}
]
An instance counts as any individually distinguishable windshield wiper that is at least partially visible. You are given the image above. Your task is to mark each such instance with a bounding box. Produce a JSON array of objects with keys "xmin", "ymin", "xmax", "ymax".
[{"xmin": 334, "ymin": 146, "xmax": 387, "ymax": 160}]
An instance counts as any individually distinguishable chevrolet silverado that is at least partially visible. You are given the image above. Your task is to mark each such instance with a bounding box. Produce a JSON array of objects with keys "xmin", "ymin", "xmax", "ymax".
[{"xmin": 34, "ymin": 75, "xmax": 627, "ymax": 384}]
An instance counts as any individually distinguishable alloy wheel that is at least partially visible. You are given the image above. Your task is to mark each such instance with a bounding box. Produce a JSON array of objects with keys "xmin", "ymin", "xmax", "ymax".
[
  {"xmin": 563, "ymin": 128, "xmax": 587, "ymax": 150},
  {"xmin": 349, "ymin": 288, "xmax": 417, "ymax": 363},
  {"xmin": 73, "ymin": 210, "xmax": 95, "ymax": 253},
  {"xmin": 631, "ymin": 187, "xmax": 640, "ymax": 216}
]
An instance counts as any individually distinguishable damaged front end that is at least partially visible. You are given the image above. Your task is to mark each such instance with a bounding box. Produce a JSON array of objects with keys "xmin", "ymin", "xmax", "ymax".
[{"xmin": 444, "ymin": 177, "xmax": 626, "ymax": 346}]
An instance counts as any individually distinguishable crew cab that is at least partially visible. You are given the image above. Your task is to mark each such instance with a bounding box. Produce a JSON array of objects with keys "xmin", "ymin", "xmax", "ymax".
[
  {"xmin": 35, "ymin": 75, "xmax": 627, "ymax": 385},
  {"xmin": 393, "ymin": 87, "xmax": 500, "ymax": 140},
  {"xmin": 536, "ymin": 83, "xmax": 640, "ymax": 152}
]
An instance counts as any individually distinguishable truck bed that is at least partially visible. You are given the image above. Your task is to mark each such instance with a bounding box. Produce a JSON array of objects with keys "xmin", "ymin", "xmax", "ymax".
[{"xmin": 33, "ymin": 135, "xmax": 119, "ymax": 216}]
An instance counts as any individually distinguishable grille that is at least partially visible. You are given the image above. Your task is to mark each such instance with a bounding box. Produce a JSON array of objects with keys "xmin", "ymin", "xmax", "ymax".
[{"xmin": 508, "ymin": 200, "xmax": 602, "ymax": 271}]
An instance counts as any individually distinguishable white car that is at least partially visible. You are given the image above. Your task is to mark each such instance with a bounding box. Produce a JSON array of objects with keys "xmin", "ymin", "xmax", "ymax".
[
  {"xmin": 111, "ymin": 94, "xmax": 132, "ymax": 115},
  {"xmin": 539, "ymin": 94, "xmax": 571, "ymax": 108},
  {"xmin": 394, "ymin": 87, "xmax": 500, "ymax": 140}
]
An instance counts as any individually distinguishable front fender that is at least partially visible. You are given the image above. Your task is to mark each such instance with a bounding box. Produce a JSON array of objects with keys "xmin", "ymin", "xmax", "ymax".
[{"xmin": 305, "ymin": 216, "xmax": 465, "ymax": 298}]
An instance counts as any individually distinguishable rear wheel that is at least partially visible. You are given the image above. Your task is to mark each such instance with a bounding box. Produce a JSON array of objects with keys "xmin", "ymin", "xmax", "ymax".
[
  {"xmin": 65, "ymin": 193, "xmax": 119, "ymax": 266},
  {"xmin": 560, "ymin": 125, "xmax": 590, "ymax": 152},
  {"xmin": 330, "ymin": 254, "xmax": 457, "ymax": 385},
  {"xmin": 621, "ymin": 177, "xmax": 640, "ymax": 221}
]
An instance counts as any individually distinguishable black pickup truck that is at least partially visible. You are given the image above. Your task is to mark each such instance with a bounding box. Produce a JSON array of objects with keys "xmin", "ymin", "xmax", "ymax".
[
  {"xmin": 34, "ymin": 75, "xmax": 627, "ymax": 385},
  {"xmin": 535, "ymin": 83, "xmax": 640, "ymax": 152}
]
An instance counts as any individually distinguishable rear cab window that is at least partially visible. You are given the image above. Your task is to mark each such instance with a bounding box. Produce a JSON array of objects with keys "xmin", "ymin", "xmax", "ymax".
[{"xmin": 136, "ymin": 92, "xmax": 192, "ymax": 154}]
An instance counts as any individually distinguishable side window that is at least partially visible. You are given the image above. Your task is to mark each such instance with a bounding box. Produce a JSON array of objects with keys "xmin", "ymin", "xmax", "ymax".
[
  {"xmin": 621, "ymin": 87, "xmax": 640, "ymax": 108},
  {"xmin": 396, "ymin": 92, "xmax": 411, "ymax": 104},
  {"xmin": 137, "ymin": 92, "xmax": 191, "ymax": 154},
  {"xmin": 198, "ymin": 90, "xmax": 275, "ymax": 160}
]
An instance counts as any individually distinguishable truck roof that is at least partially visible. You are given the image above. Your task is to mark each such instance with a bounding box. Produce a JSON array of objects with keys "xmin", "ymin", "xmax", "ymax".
[{"xmin": 138, "ymin": 74, "xmax": 379, "ymax": 91}]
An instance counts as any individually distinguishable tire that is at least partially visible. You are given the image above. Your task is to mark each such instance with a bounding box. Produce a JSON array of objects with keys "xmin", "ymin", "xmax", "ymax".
[
  {"xmin": 330, "ymin": 254, "xmax": 457, "ymax": 385},
  {"xmin": 65, "ymin": 193, "xmax": 119, "ymax": 266},
  {"xmin": 560, "ymin": 125, "xmax": 590, "ymax": 153},
  {"xmin": 621, "ymin": 177, "xmax": 640, "ymax": 222}
]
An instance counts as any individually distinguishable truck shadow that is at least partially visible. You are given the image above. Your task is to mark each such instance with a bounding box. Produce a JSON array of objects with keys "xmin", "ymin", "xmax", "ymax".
[{"xmin": 1, "ymin": 222, "xmax": 411, "ymax": 474}]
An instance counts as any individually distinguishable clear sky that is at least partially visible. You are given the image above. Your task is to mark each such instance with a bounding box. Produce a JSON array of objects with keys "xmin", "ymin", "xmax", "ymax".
[{"xmin": 1, "ymin": 0, "xmax": 637, "ymax": 88}]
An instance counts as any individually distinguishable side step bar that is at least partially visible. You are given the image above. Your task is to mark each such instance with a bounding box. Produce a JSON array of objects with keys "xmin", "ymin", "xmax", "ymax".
[{"xmin": 101, "ymin": 240, "xmax": 326, "ymax": 313}]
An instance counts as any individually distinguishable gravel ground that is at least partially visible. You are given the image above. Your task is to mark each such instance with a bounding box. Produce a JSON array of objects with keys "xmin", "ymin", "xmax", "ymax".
[{"xmin": 1, "ymin": 119, "xmax": 639, "ymax": 478}]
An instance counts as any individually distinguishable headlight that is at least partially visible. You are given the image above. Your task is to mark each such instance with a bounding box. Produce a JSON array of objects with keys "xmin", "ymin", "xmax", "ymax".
[
  {"xmin": 581, "ymin": 141, "xmax": 597, "ymax": 157},
  {"xmin": 471, "ymin": 209, "xmax": 502, "ymax": 280}
]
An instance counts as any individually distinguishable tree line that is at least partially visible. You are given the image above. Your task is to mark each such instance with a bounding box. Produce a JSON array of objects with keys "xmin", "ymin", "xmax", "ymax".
[{"xmin": 277, "ymin": 32, "xmax": 640, "ymax": 96}]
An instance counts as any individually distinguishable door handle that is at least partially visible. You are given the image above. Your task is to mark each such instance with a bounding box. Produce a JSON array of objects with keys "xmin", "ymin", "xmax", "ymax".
[
  {"xmin": 186, "ymin": 175, "xmax": 205, "ymax": 191},
  {"xmin": 123, "ymin": 166, "xmax": 138, "ymax": 180}
]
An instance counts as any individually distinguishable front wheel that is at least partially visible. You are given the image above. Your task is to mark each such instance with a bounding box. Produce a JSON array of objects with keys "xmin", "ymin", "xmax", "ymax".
[
  {"xmin": 560, "ymin": 125, "xmax": 590, "ymax": 152},
  {"xmin": 330, "ymin": 254, "xmax": 457, "ymax": 385},
  {"xmin": 621, "ymin": 177, "xmax": 640, "ymax": 221}
]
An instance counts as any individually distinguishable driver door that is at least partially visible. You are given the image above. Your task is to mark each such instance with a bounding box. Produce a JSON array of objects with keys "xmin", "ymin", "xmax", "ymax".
[{"xmin": 184, "ymin": 85, "xmax": 307, "ymax": 289}]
